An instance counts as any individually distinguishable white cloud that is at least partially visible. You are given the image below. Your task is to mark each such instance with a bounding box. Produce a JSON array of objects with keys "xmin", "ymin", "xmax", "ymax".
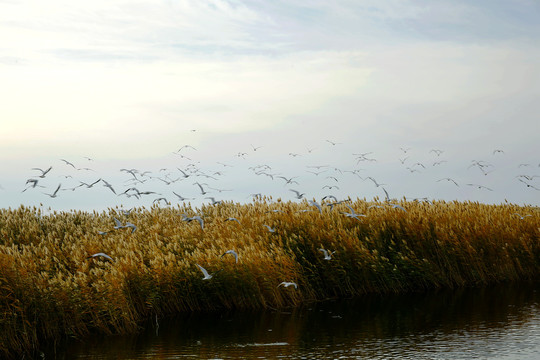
[{"xmin": 0, "ymin": 1, "xmax": 539, "ymax": 209}]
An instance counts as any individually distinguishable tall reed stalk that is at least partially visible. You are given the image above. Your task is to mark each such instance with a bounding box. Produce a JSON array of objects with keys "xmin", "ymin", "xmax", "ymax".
[{"xmin": 0, "ymin": 200, "xmax": 538, "ymax": 357}]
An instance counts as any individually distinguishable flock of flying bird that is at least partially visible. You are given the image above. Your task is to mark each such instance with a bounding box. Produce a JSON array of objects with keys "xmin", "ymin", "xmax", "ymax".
[
  {"xmin": 12, "ymin": 140, "xmax": 537, "ymax": 288},
  {"xmin": 18, "ymin": 143, "xmax": 540, "ymax": 209},
  {"xmin": 85, "ymin": 198, "xmax": 344, "ymax": 288}
]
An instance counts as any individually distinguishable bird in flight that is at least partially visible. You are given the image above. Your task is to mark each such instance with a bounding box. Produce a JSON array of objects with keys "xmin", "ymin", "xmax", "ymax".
[
  {"xmin": 43, "ymin": 183, "xmax": 61, "ymax": 198},
  {"xmin": 367, "ymin": 177, "xmax": 386, "ymax": 188},
  {"xmin": 309, "ymin": 200, "xmax": 323, "ymax": 213},
  {"xmin": 32, "ymin": 166, "xmax": 52, "ymax": 178},
  {"xmin": 278, "ymin": 282, "xmax": 298, "ymax": 289},
  {"xmin": 186, "ymin": 215, "xmax": 204, "ymax": 230},
  {"xmin": 60, "ymin": 159, "xmax": 77, "ymax": 169},
  {"xmin": 206, "ymin": 197, "xmax": 222, "ymax": 205},
  {"xmin": 194, "ymin": 182, "xmax": 208, "ymax": 195},
  {"xmin": 196, "ymin": 264, "xmax": 222, "ymax": 280},
  {"xmin": 289, "ymin": 189, "xmax": 305, "ymax": 199},
  {"xmin": 513, "ymin": 213, "xmax": 532, "ymax": 220},
  {"xmin": 467, "ymin": 184, "xmax": 493, "ymax": 191},
  {"xmin": 388, "ymin": 204, "xmax": 407, "ymax": 212},
  {"xmin": 319, "ymin": 248, "xmax": 335, "ymax": 260},
  {"xmin": 102, "ymin": 179, "xmax": 116, "ymax": 194},
  {"xmin": 437, "ymin": 178, "xmax": 459, "ymax": 186},
  {"xmin": 221, "ymin": 250, "xmax": 239, "ymax": 263},
  {"xmin": 224, "ymin": 217, "xmax": 241, "ymax": 225},
  {"xmin": 341, "ymin": 205, "xmax": 366, "ymax": 220},
  {"xmin": 173, "ymin": 192, "xmax": 194, "ymax": 201},
  {"xmin": 87, "ymin": 253, "xmax": 113, "ymax": 262}
]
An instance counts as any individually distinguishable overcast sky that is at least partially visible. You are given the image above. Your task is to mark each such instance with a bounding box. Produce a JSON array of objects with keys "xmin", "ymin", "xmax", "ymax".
[{"xmin": 1, "ymin": 0, "xmax": 539, "ymax": 211}]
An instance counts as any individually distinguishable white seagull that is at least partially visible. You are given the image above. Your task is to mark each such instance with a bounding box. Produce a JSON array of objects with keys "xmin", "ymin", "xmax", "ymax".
[
  {"xmin": 196, "ymin": 264, "xmax": 222, "ymax": 280},
  {"xmin": 341, "ymin": 205, "xmax": 366, "ymax": 220},
  {"xmin": 221, "ymin": 250, "xmax": 239, "ymax": 263},
  {"xmin": 43, "ymin": 183, "xmax": 61, "ymax": 198},
  {"xmin": 319, "ymin": 248, "xmax": 335, "ymax": 260},
  {"xmin": 289, "ymin": 189, "xmax": 305, "ymax": 199},
  {"xmin": 187, "ymin": 216, "xmax": 204, "ymax": 230},
  {"xmin": 87, "ymin": 253, "xmax": 113, "ymax": 262},
  {"xmin": 32, "ymin": 166, "xmax": 52, "ymax": 178},
  {"xmin": 278, "ymin": 282, "xmax": 298, "ymax": 289},
  {"xmin": 225, "ymin": 217, "xmax": 241, "ymax": 225},
  {"xmin": 309, "ymin": 200, "xmax": 323, "ymax": 213}
]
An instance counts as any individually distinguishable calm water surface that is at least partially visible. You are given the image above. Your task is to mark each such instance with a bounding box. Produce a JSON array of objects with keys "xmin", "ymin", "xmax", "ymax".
[{"xmin": 51, "ymin": 282, "xmax": 540, "ymax": 359}]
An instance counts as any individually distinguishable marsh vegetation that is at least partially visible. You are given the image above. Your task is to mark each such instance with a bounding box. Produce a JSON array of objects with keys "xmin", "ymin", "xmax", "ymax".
[{"xmin": 0, "ymin": 198, "xmax": 538, "ymax": 357}]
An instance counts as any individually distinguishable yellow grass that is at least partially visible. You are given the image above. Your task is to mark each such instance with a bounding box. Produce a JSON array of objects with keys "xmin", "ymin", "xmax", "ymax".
[{"xmin": 0, "ymin": 198, "xmax": 539, "ymax": 356}]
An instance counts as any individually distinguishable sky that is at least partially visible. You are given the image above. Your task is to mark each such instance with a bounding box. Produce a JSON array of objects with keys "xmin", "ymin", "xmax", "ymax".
[{"xmin": 0, "ymin": 0, "xmax": 539, "ymax": 212}]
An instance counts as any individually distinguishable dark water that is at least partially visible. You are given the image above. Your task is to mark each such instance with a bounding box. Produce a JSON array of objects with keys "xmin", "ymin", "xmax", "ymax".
[{"xmin": 50, "ymin": 282, "xmax": 540, "ymax": 359}]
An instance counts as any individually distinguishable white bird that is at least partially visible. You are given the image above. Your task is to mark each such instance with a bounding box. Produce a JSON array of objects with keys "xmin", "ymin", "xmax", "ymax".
[
  {"xmin": 206, "ymin": 197, "xmax": 222, "ymax": 205},
  {"xmin": 87, "ymin": 253, "xmax": 113, "ymax": 262},
  {"xmin": 60, "ymin": 159, "xmax": 76, "ymax": 168},
  {"xmin": 289, "ymin": 189, "xmax": 305, "ymax": 199},
  {"xmin": 113, "ymin": 218, "xmax": 137, "ymax": 233},
  {"xmin": 382, "ymin": 187, "xmax": 390, "ymax": 202},
  {"xmin": 513, "ymin": 213, "xmax": 532, "ymax": 220},
  {"xmin": 32, "ymin": 166, "xmax": 52, "ymax": 178},
  {"xmin": 113, "ymin": 217, "xmax": 124, "ymax": 229},
  {"xmin": 22, "ymin": 179, "xmax": 45, "ymax": 192},
  {"xmin": 79, "ymin": 178, "xmax": 101, "ymax": 188},
  {"xmin": 153, "ymin": 197, "xmax": 170, "ymax": 205},
  {"xmin": 367, "ymin": 177, "xmax": 386, "ymax": 187},
  {"xmin": 341, "ymin": 205, "xmax": 366, "ymax": 220},
  {"xmin": 177, "ymin": 144, "xmax": 197, "ymax": 152},
  {"xmin": 309, "ymin": 200, "xmax": 323, "ymax": 213},
  {"xmin": 388, "ymin": 204, "xmax": 407, "ymax": 212},
  {"xmin": 194, "ymin": 182, "xmax": 208, "ymax": 195},
  {"xmin": 187, "ymin": 216, "xmax": 204, "ymax": 230},
  {"xmin": 437, "ymin": 178, "xmax": 459, "ymax": 186},
  {"xmin": 221, "ymin": 250, "xmax": 239, "ymax": 263},
  {"xmin": 196, "ymin": 264, "xmax": 222, "ymax": 280},
  {"xmin": 173, "ymin": 192, "xmax": 193, "ymax": 201},
  {"xmin": 102, "ymin": 179, "xmax": 116, "ymax": 194},
  {"xmin": 467, "ymin": 183, "xmax": 493, "ymax": 191},
  {"xmin": 224, "ymin": 217, "xmax": 241, "ymax": 225},
  {"xmin": 123, "ymin": 222, "xmax": 137, "ymax": 233},
  {"xmin": 319, "ymin": 248, "xmax": 335, "ymax": 260},
  {"xmin": 277, "ymin": 176, "xmax": 299, "ymax": 185},
  {"xmin": 322, "ymin": 195, "xmax": 338, "ymax": 202},
  {"xmin": 278, "ymin": 281, "xmax": 298, "ymax": 289},
  {"xmin": 43, "ymin": 183, "xmax": 61, "ymax": 198}
]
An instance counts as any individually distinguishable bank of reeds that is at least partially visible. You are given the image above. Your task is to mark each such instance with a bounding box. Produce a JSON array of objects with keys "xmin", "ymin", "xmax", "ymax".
[{"xmin": 0, "ymin": 198, "xmax": 539, "ymax": 356}]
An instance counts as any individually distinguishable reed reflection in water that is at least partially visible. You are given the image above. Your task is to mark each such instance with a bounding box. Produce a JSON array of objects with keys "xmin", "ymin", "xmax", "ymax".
[{"xmin": 58, "ymin": 282, "xmax": 540, "ymax": 359}]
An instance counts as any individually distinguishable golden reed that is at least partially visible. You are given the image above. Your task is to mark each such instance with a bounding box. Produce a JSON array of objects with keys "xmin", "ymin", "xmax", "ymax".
[{"xmin": 0, "ymin": 199, "xmax": 538, "ymax": 356}]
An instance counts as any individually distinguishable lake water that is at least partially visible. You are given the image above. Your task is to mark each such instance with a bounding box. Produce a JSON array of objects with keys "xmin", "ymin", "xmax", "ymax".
[{"xmin": 49, "ymin": 282, "xmax": 540, "ymax": 359}]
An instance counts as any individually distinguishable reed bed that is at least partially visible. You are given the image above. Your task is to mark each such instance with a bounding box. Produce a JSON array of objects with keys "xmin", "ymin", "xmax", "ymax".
[{"xmin": 0, "ymin": 198, "xmax": 539, "ymax": 356}]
